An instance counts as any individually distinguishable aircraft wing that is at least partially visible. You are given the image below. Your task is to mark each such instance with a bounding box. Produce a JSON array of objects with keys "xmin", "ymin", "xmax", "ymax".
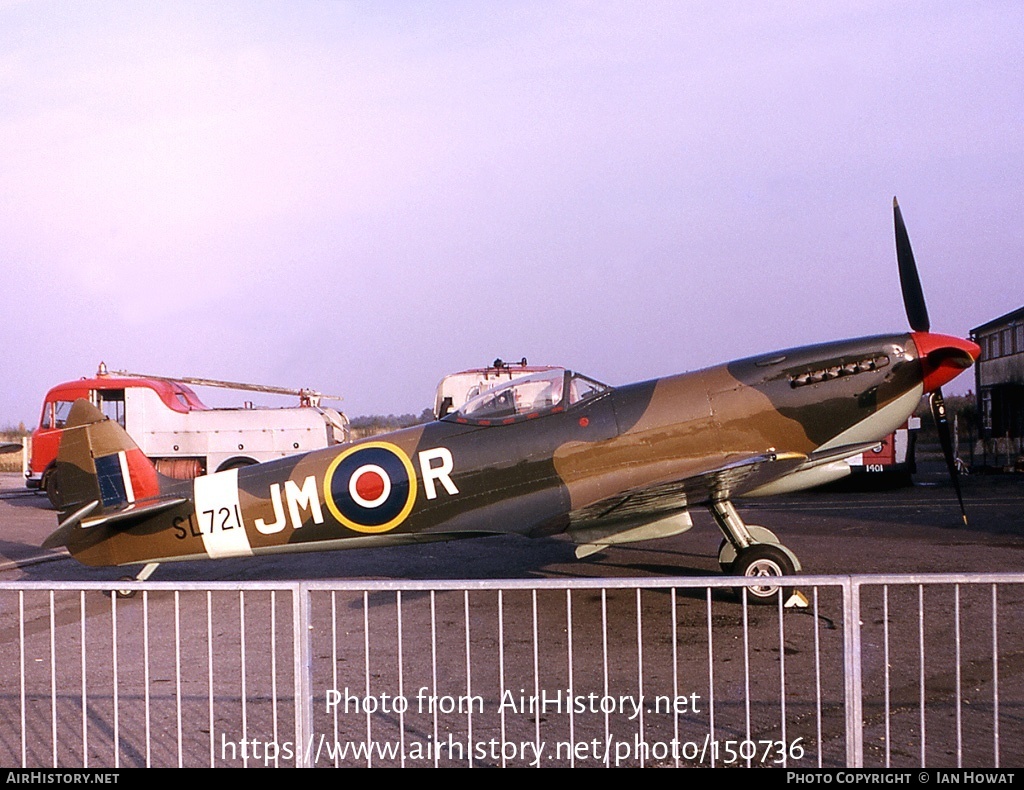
[
  {"xmin": 804, "ymin": 441, "xmax": 888, "ymax": 468},
  {"xmin": 566, "ymin": 450, "xmax": 809, "ymax": 556},
  {"xmin": 0, "ymin": 442, "xmax": 22, "ymax": 454},
  {"xmin": 568, "ymin": 450, "xmax": 808, "ymax": 529}
]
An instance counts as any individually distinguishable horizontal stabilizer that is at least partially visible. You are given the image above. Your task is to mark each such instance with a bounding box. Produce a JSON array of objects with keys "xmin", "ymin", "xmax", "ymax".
[
  {"xmin": 43, "ymin": 496, "xmax": 188, "ymax": 550},
  {"xmin": 42, "ymin": 501, "xmax": 99, "ymax": 549}
]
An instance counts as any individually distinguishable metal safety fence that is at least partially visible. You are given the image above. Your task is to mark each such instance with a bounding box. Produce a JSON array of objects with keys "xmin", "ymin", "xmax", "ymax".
[{"xmin": 0, "ymin": 574, "xmax": 1020, "ymax": 768}]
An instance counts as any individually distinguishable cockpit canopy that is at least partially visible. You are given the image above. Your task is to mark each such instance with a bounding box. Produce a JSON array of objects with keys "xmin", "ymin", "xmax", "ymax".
[{"xmin": 443, "ymin": 369, "xmax": 610, "ymax": 425}]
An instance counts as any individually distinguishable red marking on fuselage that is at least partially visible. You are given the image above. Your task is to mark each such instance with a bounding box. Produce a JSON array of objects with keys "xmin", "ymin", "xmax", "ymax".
[{"xmin": 355, "ymin": 471, "xmax": 386, "ymax": 502}]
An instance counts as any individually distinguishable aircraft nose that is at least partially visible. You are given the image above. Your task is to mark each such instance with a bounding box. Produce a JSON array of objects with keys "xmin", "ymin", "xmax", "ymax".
[{"xmin": 910, "ymin": 332, "xmax": 981, "ymax": 393}]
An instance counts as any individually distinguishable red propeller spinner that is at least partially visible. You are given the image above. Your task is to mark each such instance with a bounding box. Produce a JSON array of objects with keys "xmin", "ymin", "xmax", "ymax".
[{"xmin": 910, "ymin": 332, "xmax": 981, "ymax": 394}]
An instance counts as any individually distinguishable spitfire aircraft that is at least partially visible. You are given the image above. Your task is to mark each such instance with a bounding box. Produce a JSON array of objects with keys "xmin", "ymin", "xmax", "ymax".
[{"xmin": 43, "ymin": 200, "xmax": 979, "ymax": 601}]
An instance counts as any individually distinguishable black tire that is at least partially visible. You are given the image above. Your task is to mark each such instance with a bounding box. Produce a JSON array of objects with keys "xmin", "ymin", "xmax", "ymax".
[
  {"xmin": 103, "ymin": 577, "xmax": 137, "ymax": 599},
  {"xmin": 216, "ymin": 457, "xmax": 258, "ymax": 473},
  {"xmin": 43, "ymin": 466, "xmax": 63, "ymax": 510},
  {"xmin": 731, "ymin": 544, "xmax": 795, "ymax": 605}
]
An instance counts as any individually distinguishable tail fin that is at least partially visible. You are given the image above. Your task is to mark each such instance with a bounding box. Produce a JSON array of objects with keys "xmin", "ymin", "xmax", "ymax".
[
  {"xmin": 43, "ymin": 400, "xmax": 190, "ymax": 559},
  {"xmin": 53, "ymin": 399, "xmax": 163, "ymax": 514}
]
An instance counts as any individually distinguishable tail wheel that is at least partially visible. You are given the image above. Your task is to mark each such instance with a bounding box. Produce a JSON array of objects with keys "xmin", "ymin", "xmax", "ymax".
[
  {"xmin": 103, "ymin": 577, "xmax": 137, "ymax": 599},
  {"xmin": 732, "ymin": 544, "xmax": 795, "ymax": 605}
]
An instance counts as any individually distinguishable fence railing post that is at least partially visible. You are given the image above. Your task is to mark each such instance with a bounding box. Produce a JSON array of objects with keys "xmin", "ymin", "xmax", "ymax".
[
  {"xmin": 294, "ymin": 583, "xmax": 314, "ymax": 767},
  {"xmin": 842, "ymin": 577, "xmax": 864, "ymax": 767}
]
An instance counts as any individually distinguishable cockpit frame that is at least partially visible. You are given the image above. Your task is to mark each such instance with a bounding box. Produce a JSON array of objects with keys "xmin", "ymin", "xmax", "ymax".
[{"xmin": 443, "ymin": 369, "xmax": 611, "ymax": 426}]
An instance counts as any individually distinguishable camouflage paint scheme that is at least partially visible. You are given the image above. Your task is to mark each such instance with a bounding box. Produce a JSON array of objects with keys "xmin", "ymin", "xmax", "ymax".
[{"xmin": 45, "ymin": 330, "xmax": 977, "ymax": 588}]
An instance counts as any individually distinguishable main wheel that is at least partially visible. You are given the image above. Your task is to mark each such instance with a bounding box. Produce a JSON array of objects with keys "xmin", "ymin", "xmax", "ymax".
[
  {"xmin": 717, "ymin": 526, "xmax": 783, "ymax": 573},
  {"xmin": 731, "ymin": 544, "xmax": 795, "ymax": 605}
]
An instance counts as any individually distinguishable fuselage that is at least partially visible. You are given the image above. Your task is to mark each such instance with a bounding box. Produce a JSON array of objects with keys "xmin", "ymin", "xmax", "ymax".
[{"xmin": 61, "ymin": 331, "xmax": 977, "ymax": 567}]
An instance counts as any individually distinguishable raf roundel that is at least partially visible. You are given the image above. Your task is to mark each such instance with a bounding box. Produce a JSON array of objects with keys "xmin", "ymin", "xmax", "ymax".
[{"xmin": 324, "ymin": 443, "xmax": 417, "ymax": 533}]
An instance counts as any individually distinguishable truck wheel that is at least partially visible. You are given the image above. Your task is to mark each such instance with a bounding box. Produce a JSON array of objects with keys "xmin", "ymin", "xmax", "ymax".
[
  {"xmin": 216, "ymin": 457, "xmax": 258, "ymax": 473},
  {"xmin": 43, "ymin": 467, "xmax": 63, "ymax": 510}
]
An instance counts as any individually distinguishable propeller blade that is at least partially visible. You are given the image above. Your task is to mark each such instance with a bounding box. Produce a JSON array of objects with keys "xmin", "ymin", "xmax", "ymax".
[
  {"xmin": 930, "ymin": 387, "xmax": 968, "ymax": 525},
  {"xmin": 894, "ymin": 197, "xmax": 931, "ymax": 333}
]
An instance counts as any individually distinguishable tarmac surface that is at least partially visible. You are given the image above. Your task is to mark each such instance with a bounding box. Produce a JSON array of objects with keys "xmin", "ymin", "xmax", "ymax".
[{"xmin": 1, "ymin": 463, "xmax": 1023, "ymax": 768}]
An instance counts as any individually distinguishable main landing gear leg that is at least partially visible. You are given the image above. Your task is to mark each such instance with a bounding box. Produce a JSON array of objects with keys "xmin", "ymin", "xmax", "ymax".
[{"xmin": 708, "ymin": 500, "xmax": 803, "ymax": 605}]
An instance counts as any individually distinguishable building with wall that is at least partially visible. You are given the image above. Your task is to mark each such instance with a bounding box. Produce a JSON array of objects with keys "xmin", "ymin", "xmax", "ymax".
[{"xmin": 970, "ymin": 306, "xmax": 1024, "ymax": 469}]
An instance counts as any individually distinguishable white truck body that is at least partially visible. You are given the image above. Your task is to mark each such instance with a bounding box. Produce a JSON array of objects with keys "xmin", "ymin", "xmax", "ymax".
[{"xmin": 124, "ymin": 386, "xmax": 349, "ymax": 475}]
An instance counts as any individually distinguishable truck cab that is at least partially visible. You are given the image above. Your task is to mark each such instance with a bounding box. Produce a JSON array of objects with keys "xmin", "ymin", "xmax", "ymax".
[{"xmin": 29, "ymin": 366, "xmax": 349, "ymax": 506}]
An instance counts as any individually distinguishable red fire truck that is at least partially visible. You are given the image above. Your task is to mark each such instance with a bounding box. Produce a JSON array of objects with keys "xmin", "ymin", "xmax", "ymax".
[
  {"xmin": 27, "ymin": 364, "xmax": 349, "ymax": 506},
  {"xmin": 842, "ymin": 417, "xmax": 920, "ymax": 484}
]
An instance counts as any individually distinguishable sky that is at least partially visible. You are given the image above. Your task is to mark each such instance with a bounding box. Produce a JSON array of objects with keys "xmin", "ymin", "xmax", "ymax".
[{"xmin": 2, "ymin": 1, "xmax": 1021, "ymax": 427}]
